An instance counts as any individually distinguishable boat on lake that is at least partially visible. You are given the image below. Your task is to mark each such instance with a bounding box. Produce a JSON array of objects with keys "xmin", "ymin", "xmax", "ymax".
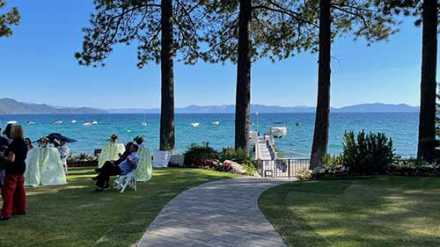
[{"xmin": 270, "ymin": 126, "xmax": 288, "ymax": 138}]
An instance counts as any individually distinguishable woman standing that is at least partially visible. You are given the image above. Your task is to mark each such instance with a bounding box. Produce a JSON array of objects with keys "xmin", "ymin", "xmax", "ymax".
[{"xmin": 1, "ymin": 124, "xmax": 28, "ymax": 221}]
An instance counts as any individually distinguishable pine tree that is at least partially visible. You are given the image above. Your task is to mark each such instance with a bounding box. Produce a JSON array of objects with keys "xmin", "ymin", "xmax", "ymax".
[
  {"xmin": 200, "ymin": 0, "xmax": 316, "ymax": 152},
  {"xmin": 76, "ymin": 0, "xmax": 205, "ymax": 151},
  {"xmin": 417, "ymin": 0, "xmax": 438, "ymax": 162},
  {"xmin": 435, "ymin": 92, "xmax": 440, "ymax": 160},
  {"xmin": 0, "ymin": 0, "xmax": 20, "ymax": 38},
  {"xmin": 372, "ymin": 1, "xmax": 439, "ymax": 163},
  {"xmin": 308, "ymin": 0, "xmax": 400, "ymax": 169}
]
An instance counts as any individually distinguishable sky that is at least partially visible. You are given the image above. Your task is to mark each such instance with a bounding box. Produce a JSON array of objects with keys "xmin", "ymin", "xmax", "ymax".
[{"xmin": 0, "ymin": 0, "xmax": 435, "ymax": 109}]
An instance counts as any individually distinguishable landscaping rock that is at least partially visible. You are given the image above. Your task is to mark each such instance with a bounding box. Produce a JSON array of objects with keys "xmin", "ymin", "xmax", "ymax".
[
  {"xmin": 224, "ymin": 160, "xmax": 247, "ymax": 175},
  {"xmin": 168, "ymin": 154, "xmax": 184, "ymax": 167}
]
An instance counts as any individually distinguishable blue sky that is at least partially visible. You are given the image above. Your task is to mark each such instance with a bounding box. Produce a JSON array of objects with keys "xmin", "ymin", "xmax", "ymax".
[{"xmin": 0, "ymin": 0, "xmax": 433, "ymax": 109}]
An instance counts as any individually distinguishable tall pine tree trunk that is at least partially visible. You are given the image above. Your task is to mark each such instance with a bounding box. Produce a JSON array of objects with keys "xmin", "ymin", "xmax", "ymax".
[
  {"xmin": 417, "ymin": 0, "xmax": 438, "ymax": 162},
  {"xmin": 310, "ymin": 0, "xmax": 331, "ymax": 169},
  {"xmin": 235, "ymin": 0, "xmax": 252, "ymax": 152},
  {"xmin": 159, "ymin": 0, "xmax": 175, "ymax": 151}
]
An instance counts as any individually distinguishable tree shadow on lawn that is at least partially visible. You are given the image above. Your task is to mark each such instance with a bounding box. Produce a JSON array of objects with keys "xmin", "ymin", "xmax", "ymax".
[
  {"xmin": 0, "ymin": 168, "xmax": 235, "ymax": 247},
  {"xmin": 259, "ymin": 176, "xmax": 440, "ymax": 247}
]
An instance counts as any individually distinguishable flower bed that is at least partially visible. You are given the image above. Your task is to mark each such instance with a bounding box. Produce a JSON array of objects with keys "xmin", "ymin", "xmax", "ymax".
[{"xmin": 67, "ymin": 153, "xmax": 98, "ymax": 167}]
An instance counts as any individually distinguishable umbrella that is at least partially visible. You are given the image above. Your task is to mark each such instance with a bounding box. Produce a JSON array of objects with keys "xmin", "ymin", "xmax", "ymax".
[{"xmin": 47, "ymin": 133, "xmax": 77, "ymax": 143}]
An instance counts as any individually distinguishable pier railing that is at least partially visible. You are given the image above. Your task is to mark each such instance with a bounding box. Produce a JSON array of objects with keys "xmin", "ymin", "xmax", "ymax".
[{"xmin": 255, "ymin": 159, "xmax": 310, "ymax": 178}]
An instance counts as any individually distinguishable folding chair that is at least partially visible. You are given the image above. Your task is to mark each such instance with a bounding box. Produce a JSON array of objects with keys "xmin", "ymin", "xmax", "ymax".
[{"xmin": 113, "ymin": 172, "xmax": 137, "ymax": 193}]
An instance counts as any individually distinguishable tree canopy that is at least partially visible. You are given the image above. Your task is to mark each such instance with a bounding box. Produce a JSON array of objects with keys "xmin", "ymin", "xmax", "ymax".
[
  {"xmin": 75, "ymin": 0, "xmax": 206, "ymax": 67},
  {"xmin": 199, "ymin": 0, "xmax": 401, "ymax": 64},
  {"xmin": 0, "ymin": 0, "xmax": 20, "ymax": 38},
  {"xmin": 199, "ymin": 0, "xmax": 317, "ymax": 63},
  {"xmin": 320, "ymin": 0, "xmax": 400, "ymax": 43}
]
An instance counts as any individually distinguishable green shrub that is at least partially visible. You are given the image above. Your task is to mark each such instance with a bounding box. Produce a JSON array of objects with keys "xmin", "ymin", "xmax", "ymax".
[
  {"xmin": 242, "ymin": 160, "xmax": 257, "ymax": 176},
  {"xmin": 219, "ymin": 147, "xmax": 247, "ymax": 163},
  {"xmin": 323, "ymin": 154, "xmax": 343, "ymax": 169},
  {"xmin": 341, "ymin": 130, "xmax": 395, "ymax": 175},
  {"xmin": 389, "ymin": 158, "xmax": 440, "ymax": 176},
  {"xmin": 296, "ymin": 167, "xmax": 312, "ymax": 181},
  {"xmin": 183, "ymin": 143, "xmax": 219, "ymax": 167},
  {"xmin": 321, "ymin": 154, "xmax": 345, "ymax": 175}
]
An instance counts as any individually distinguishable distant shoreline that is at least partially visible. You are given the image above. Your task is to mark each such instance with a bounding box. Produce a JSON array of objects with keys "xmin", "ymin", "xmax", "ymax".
[
  {"xmin": 0, "ymin": 111, "xmax": 420, "ymax": 116},
  {"xmin": 0, "ymin": 98, "xmax": 419, "ymax": 115}
]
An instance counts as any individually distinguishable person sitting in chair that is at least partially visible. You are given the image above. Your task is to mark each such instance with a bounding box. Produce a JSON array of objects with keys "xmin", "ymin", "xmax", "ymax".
[
  {"xmin": 94, "ymin": 143, "xmax": 139, "ymax": 191},
  {"xmin": 97, "ymin": 134, "xmax": 126, "ymax": 168}
]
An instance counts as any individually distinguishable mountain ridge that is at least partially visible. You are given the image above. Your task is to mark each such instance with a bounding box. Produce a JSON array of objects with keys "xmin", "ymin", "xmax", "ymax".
[
  {"xmin": 108, "ymin": 103, "xmax": 419, "ymax": 114},
  {"xmin": 0, "ymin": 98, "xmax": 419, "ymax": 114},
  {"xmin": 0, "ymin": 98, "xmax": 105, "ymax": 114}
]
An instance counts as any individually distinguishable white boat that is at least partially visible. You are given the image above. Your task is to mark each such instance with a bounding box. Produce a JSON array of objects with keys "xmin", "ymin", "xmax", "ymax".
[
  {"xmin": 71, "ymin": 120, "xmax": 77, "ymax": 124},
  {"xmin": 53, "ymin": 120, "xmax": 63, "ymax": 125},
  {"xmin": 142, "ymin": 114, "xmax": 147, "ymax": 126},
  {"xmin": 212, "ymin": 121, "xmax": 220, "ymax": 126},
  {"xmin": 83, "ymin": 122, "xmax": 93, "ymax": 127},
  {"xmin": 27, "ymin": 121, "xmax": 36, "ymax": 125},
  {"xmin": 191, "ymin": 122, "xmax": 200, "ymax": 128},
  {"xmin": 270, "ymin": 126, "xmax": 288, "ymax": 138}
]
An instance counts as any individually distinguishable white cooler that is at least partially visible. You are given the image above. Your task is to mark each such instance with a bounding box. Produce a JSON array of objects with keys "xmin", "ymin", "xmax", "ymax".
[{"xmin": 153, "ymin": 150, "xmax": 173, "ymax": 168}]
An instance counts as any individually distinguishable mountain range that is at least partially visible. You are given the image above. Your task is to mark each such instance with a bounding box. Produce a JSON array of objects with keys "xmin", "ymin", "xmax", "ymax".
[
  {"xmin": 0, "ymin": 98, "xmax": 419, "ymax": 114},
  {"xmin": 108, "ymin": 103, "xmax": 419, "ymax": 113},
  {"xmin": 0, "ymin": 98, "xmax": 105, "ymax": 114}
]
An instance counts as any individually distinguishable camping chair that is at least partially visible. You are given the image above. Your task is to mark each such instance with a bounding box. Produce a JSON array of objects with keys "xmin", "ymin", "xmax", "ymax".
[{"xmin": 113, "ymin": 172, "xmax": 137, "ymax": 193}]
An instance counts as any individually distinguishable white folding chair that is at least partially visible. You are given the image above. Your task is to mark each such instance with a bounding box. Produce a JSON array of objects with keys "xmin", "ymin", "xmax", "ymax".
[{"xmin": 113, "ymin": 172, "xmax": 137, "ymax": 193}]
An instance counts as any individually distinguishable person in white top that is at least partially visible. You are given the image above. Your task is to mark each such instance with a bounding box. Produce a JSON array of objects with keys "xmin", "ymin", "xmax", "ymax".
[
  {"xmin": 24, "ymin": 137, "xmax": 67, "ymax": 187},
  {"xmin": 133, "ymin": 136, "xmax": 153, "ymax": 182},
  {"xmin": 54, "ymin": 139, "xmax": 70, "ymax": 175},
  {"xmin": 98, "ymin": 134, "xmax": 126, "ymax": 168}
]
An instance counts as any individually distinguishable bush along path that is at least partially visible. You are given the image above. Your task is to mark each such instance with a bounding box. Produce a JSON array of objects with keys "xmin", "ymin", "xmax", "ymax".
[{"xmin": 137, "ymin": 177, "xmax": 289, "ymax": 247}]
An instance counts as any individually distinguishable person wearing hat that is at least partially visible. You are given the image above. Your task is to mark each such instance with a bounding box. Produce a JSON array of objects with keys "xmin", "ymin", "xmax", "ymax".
[
  {"xmin": 97, "ymin": 134, "xmax": 125, "ymax": 168},
  {"xmin": 133, "ymin": 136, "xmax": 153, "ymax": 182}
]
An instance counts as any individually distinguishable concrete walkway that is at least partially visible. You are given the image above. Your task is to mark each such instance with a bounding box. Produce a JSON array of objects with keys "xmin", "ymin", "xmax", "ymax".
[{"xmin": 137, "ymin": 178, "xmax": 289, "ymax": 247}]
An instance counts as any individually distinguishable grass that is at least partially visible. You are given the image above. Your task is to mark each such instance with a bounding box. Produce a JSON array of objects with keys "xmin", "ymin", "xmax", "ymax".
[
  {"xmin": 0, "ymin": 167, "xmax": 236, "ymax": 247},
  {"xmin": 259, "ymin": 176, "xmax": 440, "ymax": 247}
]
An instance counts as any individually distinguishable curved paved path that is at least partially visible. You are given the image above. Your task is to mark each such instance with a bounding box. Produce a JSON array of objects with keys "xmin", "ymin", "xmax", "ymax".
[{"xmin": 137, "ymin": 177, "xmax": 289, "ymax": 247}]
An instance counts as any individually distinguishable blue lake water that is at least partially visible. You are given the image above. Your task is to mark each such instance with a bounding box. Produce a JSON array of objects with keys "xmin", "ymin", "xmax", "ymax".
[{"xmin": 0, "ymin": 113, "xmax": 418, "ymax": 157}]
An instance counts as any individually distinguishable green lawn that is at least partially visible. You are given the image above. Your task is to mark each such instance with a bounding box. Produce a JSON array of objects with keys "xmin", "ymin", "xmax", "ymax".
[
  {"xmin": 0, "ymin": 167, "xmax": 236, "ymax": 247},
  {"xmin": 259, "ymin": 176, "xmax": 440, "ymax": 247}
]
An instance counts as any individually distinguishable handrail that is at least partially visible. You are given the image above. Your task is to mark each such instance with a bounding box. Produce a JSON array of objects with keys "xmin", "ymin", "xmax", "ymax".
[
  {"xmin": 258, "ymin": 158, "xmax": 310, "ymax": 161},
  {"xmin": 255, "ymin": 158, "xmax": 311, "ymax": 178}
]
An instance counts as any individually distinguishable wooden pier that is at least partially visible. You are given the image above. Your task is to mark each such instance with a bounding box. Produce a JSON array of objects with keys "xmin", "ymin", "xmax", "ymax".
[{"xmin": 253, "ymin": 133, "xmax": 310, "ymax": 178}]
